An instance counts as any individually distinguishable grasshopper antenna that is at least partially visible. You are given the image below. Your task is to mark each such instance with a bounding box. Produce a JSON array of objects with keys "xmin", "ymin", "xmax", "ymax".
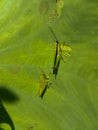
[{"xmin": 48, "ymin": 26, "xmax": 58, "ymax": 43}]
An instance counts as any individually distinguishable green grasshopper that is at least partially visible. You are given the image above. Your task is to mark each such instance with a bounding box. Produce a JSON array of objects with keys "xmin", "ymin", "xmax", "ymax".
[
  {"xmin": 39, "ymin": 71, "xmax": 50, "ymax": 99},
  {"xmin": 49, "ymin": 26, "xmax": 72, "ymax": 78}
]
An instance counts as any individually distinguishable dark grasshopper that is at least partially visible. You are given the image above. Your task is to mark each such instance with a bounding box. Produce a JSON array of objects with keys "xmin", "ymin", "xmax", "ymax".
[{"xmin": 49, "ymin": 26, "xmax": 72, "ymax": 78}]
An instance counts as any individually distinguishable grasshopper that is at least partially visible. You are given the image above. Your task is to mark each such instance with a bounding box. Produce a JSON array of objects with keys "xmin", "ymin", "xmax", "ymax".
[
  {"xmin": 39, "ymin": 71, "xmax": 50, "ymax": 99},
  {"xmin": 49, "ymin": 26, "xmax": 72, "ymax": 78}
]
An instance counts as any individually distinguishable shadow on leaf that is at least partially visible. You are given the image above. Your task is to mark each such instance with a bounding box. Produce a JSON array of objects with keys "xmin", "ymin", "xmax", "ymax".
[{"xmin": 0, "ymin": 87, "xmax": 19, "ymax": 103}]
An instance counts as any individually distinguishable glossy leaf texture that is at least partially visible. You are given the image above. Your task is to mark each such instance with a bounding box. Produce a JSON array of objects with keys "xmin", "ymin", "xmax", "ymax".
[{"xmin": 0, "ymin": 0, "xmax": 98, "ymax": 130}]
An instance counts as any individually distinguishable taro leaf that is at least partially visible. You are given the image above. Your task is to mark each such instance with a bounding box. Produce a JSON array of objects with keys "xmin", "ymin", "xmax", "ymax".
[
  {"xmin": 0, "ymin": 0, "xmax": 98, "ymax": 130},
  {"xmin": 0, "ymin": 100, "xmax": 15, "ymax": 130},
  {"xmin": 0, "ymin": 87, "xmax": 19, "ymax": 130}
]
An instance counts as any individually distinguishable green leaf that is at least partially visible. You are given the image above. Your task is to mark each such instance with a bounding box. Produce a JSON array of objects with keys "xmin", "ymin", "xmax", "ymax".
[{"xmin": 0, "ymin": 0, "xmax": 98, "ymax": 130}]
